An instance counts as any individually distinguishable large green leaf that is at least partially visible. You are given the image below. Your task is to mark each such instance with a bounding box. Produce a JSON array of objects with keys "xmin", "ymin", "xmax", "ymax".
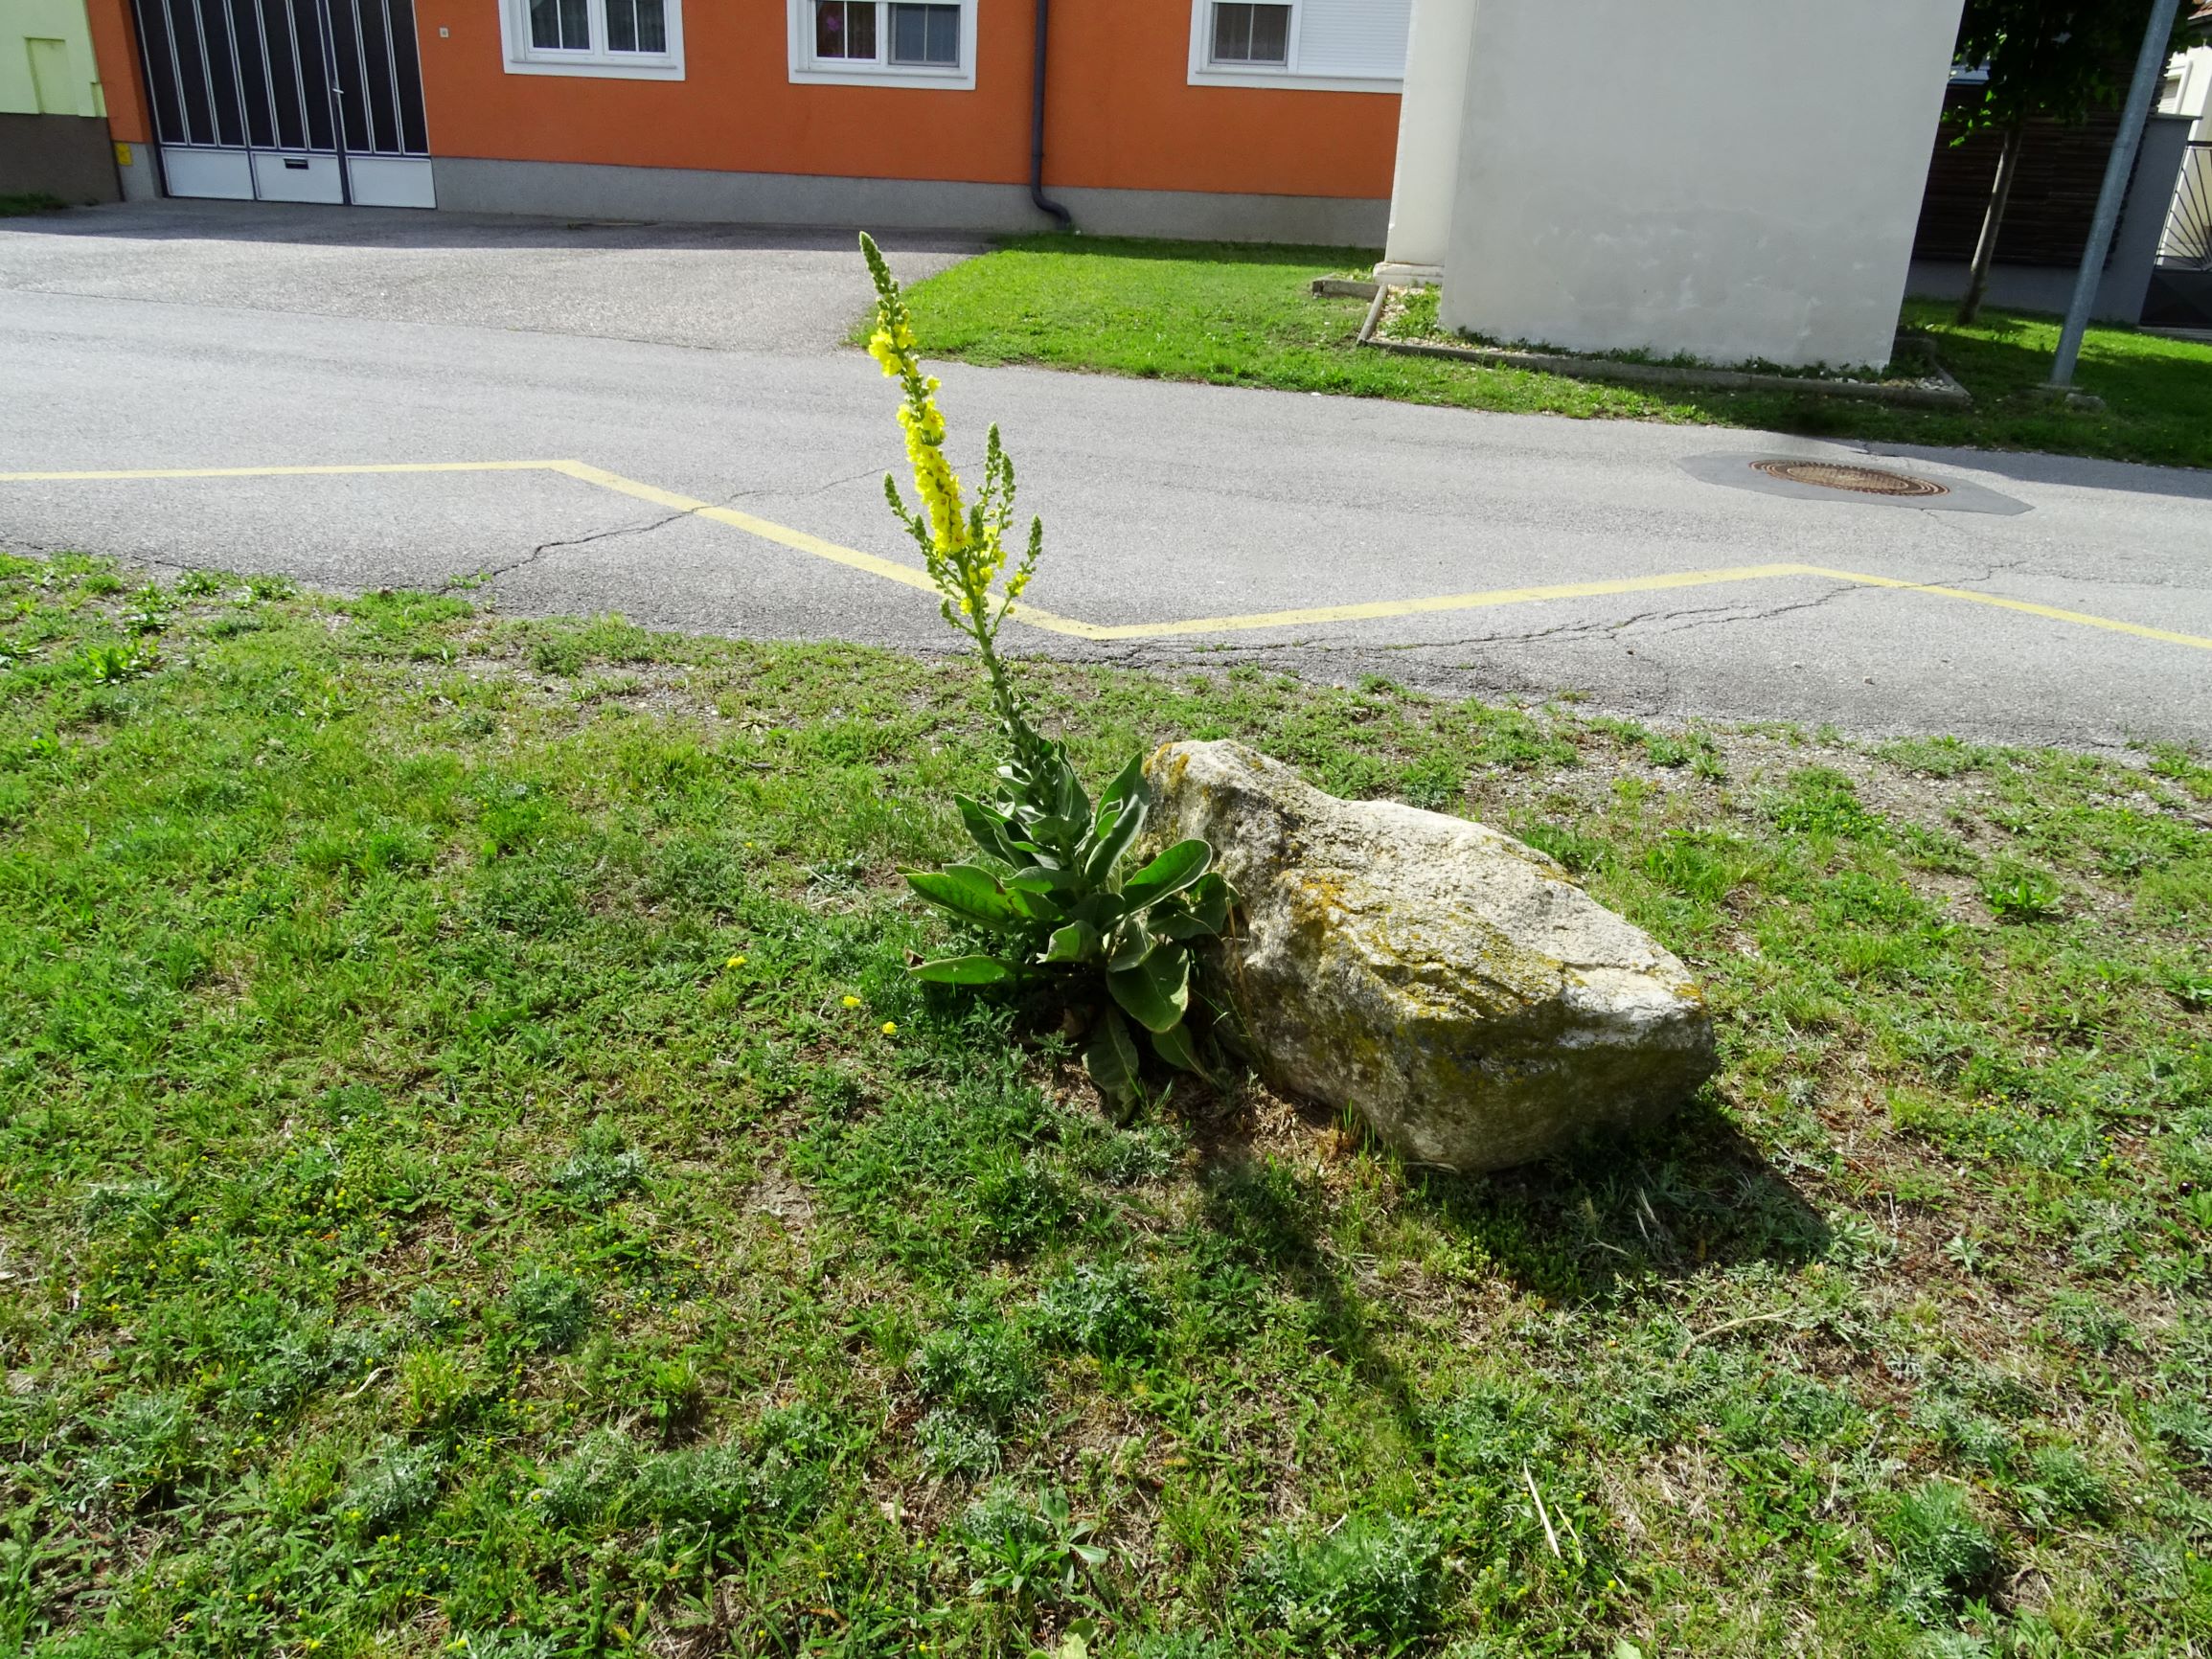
[
  {"xmin": 1047, "ymin": 746, "xmax": 1091, "ymax": 826},
  {"xmin": 1148, "ymin": 1018, "xmax": 1201, "ymax": 1074},
  {"xmin": 1009, "ymin": 886, "xmax": 1064, "ymax": 924},
  {"xmin": 1106, "ymin": 912, "xmax": 1152, "ymax": 971},
  {"xmin": 1106, "ymin": 943, "xmax": 1190, "ymax": 1033},
  {"xmin": 1121, "ymin": 839, "xmax": 1212, "ymax": 911},
  {"xmin": 903, "ymin": 864, "xmax": 1031, "ymax": 933},
  {"xmin": 1083, "ymin": 797, "xmax": 1147, "ymax": 885},
  {"xmin": 956, "ymin": 795, "xmax": 1026, "ymax": 867},
  {"xmin": 1008, "ymin": 866, "xmax": 1079, "ymax": 898},
  {"xmin": 1097, "ymin": 753, "xmax": 1145, "ymax": 818},
  {"xmin": 1042, "ymin": 920, "xmax": 1102, "ymax": 964},
  {"xmin": 1083, "ymin": 1005, "xmax": 1143, "ymax": 1115},
  {"xmin": 910, "ymin": 954, "xmax": 1017, "ymax": 985},
  {"xmin": 1154, "ymin": 872, "xmax": 1232, "ymax": 940}
]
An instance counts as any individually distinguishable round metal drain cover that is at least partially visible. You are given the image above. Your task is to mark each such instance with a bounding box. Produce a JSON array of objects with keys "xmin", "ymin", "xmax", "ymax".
[{"xmin": 1749, "ymin": 459, "xmax": 1948, "ymax": 497}]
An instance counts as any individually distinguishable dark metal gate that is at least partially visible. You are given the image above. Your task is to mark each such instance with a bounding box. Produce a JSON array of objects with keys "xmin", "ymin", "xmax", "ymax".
[{"xmin": 132, "ymin": 0, "xmax": 433, "ymax": 207}]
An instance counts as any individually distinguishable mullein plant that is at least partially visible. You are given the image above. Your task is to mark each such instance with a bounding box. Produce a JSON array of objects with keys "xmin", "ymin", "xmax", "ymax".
[{"xmin": 859, "ymin": 233, "xmax": 1234, "ymax": 1115}]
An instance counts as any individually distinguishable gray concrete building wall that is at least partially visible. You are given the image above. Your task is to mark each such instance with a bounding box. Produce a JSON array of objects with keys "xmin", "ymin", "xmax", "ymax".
[
  {"xmin": 0, "ymin": 112, "xmax": 120, "ymax": 203},
  {"xmin": 430, "ymin": 156, "xmax": 1386, "ymax": 244}
]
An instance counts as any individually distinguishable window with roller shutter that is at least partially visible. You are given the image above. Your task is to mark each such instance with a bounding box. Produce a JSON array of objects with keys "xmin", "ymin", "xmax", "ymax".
[{"xmin": 1186, "ymin": 0, "xmax": 1409, "ymax": 93}]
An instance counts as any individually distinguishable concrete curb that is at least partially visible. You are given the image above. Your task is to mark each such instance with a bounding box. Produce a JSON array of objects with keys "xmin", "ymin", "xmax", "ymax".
[{"xmin": 1349, "ymin": 286, "xmax": 1973, "ymax": 409}]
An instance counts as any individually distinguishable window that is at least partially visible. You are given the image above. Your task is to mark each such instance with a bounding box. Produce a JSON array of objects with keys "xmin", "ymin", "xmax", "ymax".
[
  {"xmin": 1211, "ymin": 3, "xmax": 1288, "ymax": 65},
  {"xmin": 1186, "ymin": 0, "xmax": 1406, "ymax": 91},
  {"xmin": 789, "ymin": 0, "xmax": 977, "ymax": 86},
  {"xmin": 814, "ymin": 0, "xmax": 877, "ymax": 58},
  {"xmin": 890, "ymin": 3, "xmax": 960, "ymax": 64},
  {"xmin": 502, "ymin": 0, "xmax": 683, "ymax": 78}
]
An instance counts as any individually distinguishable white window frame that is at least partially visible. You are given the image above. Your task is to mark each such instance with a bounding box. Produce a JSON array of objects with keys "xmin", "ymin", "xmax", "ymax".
[
  {"xmin": 787, "ymin": 0, "xmax": 978, "ymax": 89},
  {"xmin": 499, "ymin": 0, "xmax": 685, "ymax": 80},
  {"xmin": 1185, "ymin": 0, "xmax": 1400, "ymax": 93}
]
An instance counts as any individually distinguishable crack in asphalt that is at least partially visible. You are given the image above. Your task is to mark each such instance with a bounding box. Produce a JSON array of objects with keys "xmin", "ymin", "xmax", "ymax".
[{"xmin": 470, "ymin": 510, "xmax": 695, "ymax": 584}]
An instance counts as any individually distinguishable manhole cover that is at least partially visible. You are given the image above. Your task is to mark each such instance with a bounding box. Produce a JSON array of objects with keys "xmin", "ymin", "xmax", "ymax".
[{"xmin": 1750, "ymin": 459, "xmax": 1949, "ymax": 497}]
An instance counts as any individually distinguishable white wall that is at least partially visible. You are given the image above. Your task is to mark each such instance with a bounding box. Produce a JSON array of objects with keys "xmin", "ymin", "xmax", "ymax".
[
  {"xmin": 1380, "ymin": 0, "xmax": 1475, "ymax": 273},
  {"xmin": 2161, "ymin": 44, "xmax": 2212, "ymax": 131},
  {"xmin": 1437, "ymin": 0, "xmax": 1965, "ymax": 371}
]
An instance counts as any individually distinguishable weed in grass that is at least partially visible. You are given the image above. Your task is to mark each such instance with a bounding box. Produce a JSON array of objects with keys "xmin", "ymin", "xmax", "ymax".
[
  {"xmin": 975, "ymin": 1152, "xmax": 1080, "ymax": 1254},
  {"xmin": 1035, "ymin": 1259, "xmax": 1164, "ymax": 1362},
  {"xmin": 554, "ymin": 1118, "xmax": 649, "ymax": 1203},
  {"xmin": 920, "ymin": 1404, "xmax": 1004, "ymax": 1476},
  {"xmin": 2014, "ymin": 1445, "xmax": 2109, "ymax": 1528},
  {"xmin": 1398, "ymin": 752, "xmax": 1464, "ymax": 810},
  {"xmin": 2044, "ymin": 1291, "xmax": 2136, "ymax": 1356},
  {"xmin": 2145, "ymin": 1396, "xmax": 2212, "ymax": 1468},
  {"xmin": 503, "ymin": 1265, "xmax": 593, "ymax": 1353},
  {"xmin": 1073, "ymin": 1122, "xmax": 1180, "ymax": 1186},
  {"xmin": 1766, "ymin": 765, "xmax": 1885, "ymax": 839},
  {"xmin": 341, "ymin": 1443, "xmax": 444, "ymax": 1536},
  {"xmin": 1883, "ymin": 1480, "xmax": 2000, "ymax": 1623},
  {"xmin": 912, "ymin": 1304, "xmax": 1042, "ymax": 1426},
  {"xmin": 76, "ymin": 639, "xmax": 157, "ymax": 683},
  {"xmin": 1243, "ymin": 1512, "xmax": 1444, "ymax": 1648},
  {"xmin": 538, "ymin": 1428, "xmax": 637, "ymax": 1527},
  {"xmin": 78, "ymin": 1390, "xmax": 196, "ymax": 1514},
  {"xmin": 1982, "ymin": 860, "xmax": 2065, "ymax": 922},
  {"xmin": 959, "ymin": 1485, "xmax": 1107, "ymax": 1615}
]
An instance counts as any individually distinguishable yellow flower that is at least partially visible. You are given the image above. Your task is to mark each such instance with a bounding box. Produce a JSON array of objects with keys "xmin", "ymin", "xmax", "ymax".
[
  {"xmin": 726, "ymin": 955, "xmax": 746, "ymax": 969},
  {"xmin": 880, "ymin": 1021, "xmax": 898, "ymax": 1035},
  {"xmin": 841, "ymin": 994, "xmax": 862, "ymax": 1008}
]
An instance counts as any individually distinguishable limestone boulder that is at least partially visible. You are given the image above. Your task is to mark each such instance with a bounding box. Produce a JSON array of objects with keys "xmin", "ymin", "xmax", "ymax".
[{"xmin": 1144, "ymin": 740, "xmax": 1715, "ymax": 1171}]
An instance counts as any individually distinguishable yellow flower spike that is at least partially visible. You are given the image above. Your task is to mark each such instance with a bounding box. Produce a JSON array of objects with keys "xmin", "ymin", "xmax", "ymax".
[{"xmin": 841, "ymin": 994, "xmax": 862, "ymax": 1009}]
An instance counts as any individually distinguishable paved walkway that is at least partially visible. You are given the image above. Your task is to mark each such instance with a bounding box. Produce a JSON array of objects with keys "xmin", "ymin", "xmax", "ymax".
[{"xmin": 2, "ymin": 202, "xmax": 2206, "ymax": 750}]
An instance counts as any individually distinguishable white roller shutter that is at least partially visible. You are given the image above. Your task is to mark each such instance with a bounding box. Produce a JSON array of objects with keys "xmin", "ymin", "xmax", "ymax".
[{"xmin": 1292, "ymin": 0, "xmax": 1410, "ymax": 80}]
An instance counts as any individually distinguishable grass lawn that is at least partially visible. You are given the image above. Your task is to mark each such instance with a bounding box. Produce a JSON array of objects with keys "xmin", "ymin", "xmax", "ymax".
[
  {"xmin": 895, "ymin": 236, "xmax": 2212, "ymax": 470},
  {"xmin": 0, "ymin": 194, "xmax": 67, "ymax": 218},
  {"xmin": 3, "ymin": 550, "xmax": 2210, "ymax": 1656}
]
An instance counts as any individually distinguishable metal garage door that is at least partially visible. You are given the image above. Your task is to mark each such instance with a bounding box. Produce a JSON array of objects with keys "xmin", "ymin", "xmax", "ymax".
[{"xmin": 132, "ymin": 0, "xmax": 434, "ymax": 208}]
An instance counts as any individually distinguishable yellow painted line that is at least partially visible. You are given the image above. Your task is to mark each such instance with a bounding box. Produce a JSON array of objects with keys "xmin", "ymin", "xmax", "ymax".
[
  {"xmin": 5, "ymin": 458, "xmax": 2206, "ymax": 654},
  {"xmin": 0, "ymin": 461, "xmax": 561, "ymax": 482},
  {"xmin": 550, "ymin": 459, "xmax": 1112, "ymax": 633},
  {"xmin": 1065, "ymin": 562, "xmax": 1818, "ymax": 641},
  {"xmin": 1801, "ymin": 564, "xmax": 2212, "ymax": 653}
]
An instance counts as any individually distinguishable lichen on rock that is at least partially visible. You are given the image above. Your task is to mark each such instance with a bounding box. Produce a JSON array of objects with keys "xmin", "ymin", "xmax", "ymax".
[{"xmin": 1143, "ymin": 740, "xmax": 1716, "ymax": 1171}]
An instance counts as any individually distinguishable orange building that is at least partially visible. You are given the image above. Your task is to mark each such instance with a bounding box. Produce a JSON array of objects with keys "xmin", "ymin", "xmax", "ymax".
[{"xmin": 83, "ymin": 0, "xmax": 1405, "ymax": 238}]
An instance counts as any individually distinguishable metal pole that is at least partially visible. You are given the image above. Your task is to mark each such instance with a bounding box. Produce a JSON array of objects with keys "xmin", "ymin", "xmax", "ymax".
[{"xmin": 2047, "ymin": 0, "xmax": 2182, "ymax": 389}]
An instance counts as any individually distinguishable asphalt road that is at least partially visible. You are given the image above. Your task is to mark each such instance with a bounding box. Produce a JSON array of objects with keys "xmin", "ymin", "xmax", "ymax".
[{"xmin": 3, "ymin": 203, "xmax": 2208, "ymax": 751}]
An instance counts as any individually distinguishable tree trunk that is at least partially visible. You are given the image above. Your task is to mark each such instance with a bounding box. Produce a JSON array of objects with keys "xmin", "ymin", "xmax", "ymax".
[{"xmin": 1958, "ymin": 120, "xmax": 2027, "ymax": 326}]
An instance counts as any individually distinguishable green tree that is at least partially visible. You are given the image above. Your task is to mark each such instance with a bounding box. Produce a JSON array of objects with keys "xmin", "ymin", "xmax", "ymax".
[{"xmin": 1947, "ymin": 0, "xmax": 2196, "ymax": 323}]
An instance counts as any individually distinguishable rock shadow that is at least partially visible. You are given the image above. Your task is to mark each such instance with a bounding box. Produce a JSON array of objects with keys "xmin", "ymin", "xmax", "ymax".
[
  {"xmin": 1180, "ymin": 1080, "xmax": 1832, "ymax": 1313},
  {"xmin": 1399, "ymin": 1096, "xmax": 1834, "ymax": 1304}
]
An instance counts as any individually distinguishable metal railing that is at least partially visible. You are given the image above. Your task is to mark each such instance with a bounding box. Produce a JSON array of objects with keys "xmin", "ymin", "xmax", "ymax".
[{"xmin": 2158, "ymin": 139, "xmax": 2212, "ymax": 269}]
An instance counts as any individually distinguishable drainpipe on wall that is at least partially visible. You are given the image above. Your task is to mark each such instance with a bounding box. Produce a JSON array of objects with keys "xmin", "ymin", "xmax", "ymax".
[{"xmin": 1030, "ymin": 0, "xmax": 1073, "ymax": 230}]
